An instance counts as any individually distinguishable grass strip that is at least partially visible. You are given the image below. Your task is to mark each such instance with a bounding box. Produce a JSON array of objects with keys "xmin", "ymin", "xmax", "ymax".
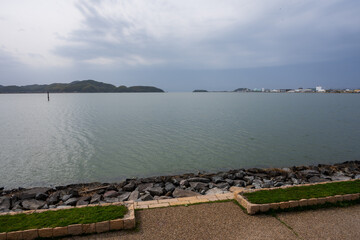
[
  {"xmin": 0, "ymin": 205, "xmax": 128, "ymax": 233},
  {"xmin": 243, "ymin": 180, "xmax": 360, "ymax": 204}
]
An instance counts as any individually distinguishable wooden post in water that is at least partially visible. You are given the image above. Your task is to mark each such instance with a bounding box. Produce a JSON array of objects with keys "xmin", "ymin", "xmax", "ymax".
[{"xmin": 47, "ymin": 91, "xmax": 50, "ymax": 101}]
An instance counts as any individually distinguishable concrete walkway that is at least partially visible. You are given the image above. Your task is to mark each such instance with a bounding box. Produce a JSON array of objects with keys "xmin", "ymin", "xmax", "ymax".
[{"xmin": 63, "ymin": 202, "xmax": 360, "ymax": 240}]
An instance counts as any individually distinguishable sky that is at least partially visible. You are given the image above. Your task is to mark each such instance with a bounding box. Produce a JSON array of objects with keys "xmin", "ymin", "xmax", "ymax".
[{"xmin": 0, "ymin": 0, "xmax": 359, "ymax": 91}]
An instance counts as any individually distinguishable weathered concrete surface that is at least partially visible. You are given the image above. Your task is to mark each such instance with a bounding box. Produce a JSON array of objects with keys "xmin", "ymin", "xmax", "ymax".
[
  {"xmin": 62, "ymin": 202, "xmax": 297, "ymax": 240},
  {"xmin": 277, "ymin": 205, "xmax": 360, "ymax": 240}
]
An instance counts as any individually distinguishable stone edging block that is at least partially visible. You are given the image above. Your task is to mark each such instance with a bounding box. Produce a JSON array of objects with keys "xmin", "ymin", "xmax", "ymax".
[
  {"xmin": 234, "ymin": 179, "xmax": 360, "ymax": 215},
  {"xmin": 0, "ymin": 202, "xmax": 135, "ymax": 239}
]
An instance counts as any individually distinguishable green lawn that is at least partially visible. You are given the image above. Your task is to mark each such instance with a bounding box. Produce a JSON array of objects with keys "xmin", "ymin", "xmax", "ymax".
[
  {"xmin": 0, "ymin": 205, "xmax": 128, "ymax": 233},
  {"xmin": 243, "ymin": 180, "xmax": 360, "ymax": 204}
]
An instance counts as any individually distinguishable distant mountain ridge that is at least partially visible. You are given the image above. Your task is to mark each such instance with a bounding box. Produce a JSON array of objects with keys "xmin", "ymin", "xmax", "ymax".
[{"xmin": 0, "ymin": 80, "xmax": 164, "ymax": 93}]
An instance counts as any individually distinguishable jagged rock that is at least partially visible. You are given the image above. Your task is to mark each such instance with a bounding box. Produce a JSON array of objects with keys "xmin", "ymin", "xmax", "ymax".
[
  {"xmin": 22, "ymin": 199, "xmax": 46, "ymax": 210},
  {"xmin": 187, "ymin": 177, "xmax": 210, "ymax": 183},
  {"xmin": 227, "ymin": 174, "xmax": 235, "ymax": 180},
  {"xmin": 136, "ymin": 183, "xmax": 153, "ymax": 192},
  {"xmin": 64, "ymin": 198, "xmax": 78, "ymax": 206},
  {"xmin": 139, "ymin": 193, "xmax": 153, "ymax": 201},
  {"xmin": 215, "ymin": 182, "xmax": 230, "ymax": 190},
  {"xmin": 235, "ymin": 171, "xmax": 245, "ymax": 179},
  {"xmin": 211, "ymin": 176, "xmax": 224, "ymax": 183},
  {"xmin": 165, "ymin": 183, "xmax": 175, "ymax": 192},
  {"xmin": 76, "ymin": 199, "xmax": 89, "ymax": 206},
  {"xmin": 12, "ymin": 201, "xmax": 23, "ymax": 211},
  {"xmin": 35, "ymin": 193, "xmax": 48, "ymax": 201},
  {"xmin": 225, "ymin": 179, "xmax": 234, "ymax": 186},
  {"xmin": 291, "ymin": 178, "xmax": 301, "ymax": 185},
  {"xmin": 180, "ymin": 180, "xmax": 189, "ymax": 188},
  {"xmin": 103, "ymin": 190, "xmax": 119, "ymax": 198},
  {"xmin": 0, "ymin": 197, "xmax": 11, "ymax": 212},
  {"xmin": 118, "ymin": 192, "xmax": 131, "ymax": 201},
  {"xmin": 16, "ymin": 187, "xmax": 51, "ymax": 200},
  {"xmin": 172, "ymin": 188, "xmax": 200, "ymax": 198},
  {"xmin": 308, "ymin": 176, "xmax": 328, "ymax": 183},
  {"xmin": 123, "ymin": 181, "xmax": 136, "ymax": 191},
  {"xmin": 147, "ymin": 187, "xmax": 164, "ymax": 196},
  {"xmin": 274, "ymin": 182, "xmax": 284, "ymax": 187},
  {"xmin": 47, "ymin": 192, "xmax": 60, "ymax": 205},
  {"xmin": 205, "ymin": 188, "xmax": 228, "ymax": 195},
  {"xmin": 262, "ymin": 179, "xmax": 273, "ymax": 188},
  {"xmin": 252, "ymin": 179, "xmax": 262, "ymax": 189},
  {"xmin": 243, "ymin": 176, "xmax": 254, "ymax": 184},
  {"xmin": 233, "ymin": 180, "xmax": 246, "ymax": 187},
  {"xmin": 69, "ymin": 189, "xmax": 80, "ymax": 198},
  {"xmin": 62, "ymin": 194, "xmax": 71, "ymax": 202},
  {"xmin": 189, "ymin": 182, "xmax": 209, "ymax": 192},
  {"xmin": 128, "ymin": 190, "xmax": 140, "ymax": 201},
  {"xmin": 90, "ymin": 193, "xmax": 102, "ymax": 204},
  {"xmin": 300, "ymin": 169, "xmax": 320, "ymax": 178}
]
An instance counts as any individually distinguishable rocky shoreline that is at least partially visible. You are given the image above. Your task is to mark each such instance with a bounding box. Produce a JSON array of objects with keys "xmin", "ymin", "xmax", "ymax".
[{"xmin": 1, "ymin": 161, "xmax": 360, "ymax": 212}]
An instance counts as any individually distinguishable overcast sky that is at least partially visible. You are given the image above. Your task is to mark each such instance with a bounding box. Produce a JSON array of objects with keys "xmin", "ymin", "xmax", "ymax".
[{"xmin": 0, "ymin": 0, "xmax": 359, "ymax": 91}]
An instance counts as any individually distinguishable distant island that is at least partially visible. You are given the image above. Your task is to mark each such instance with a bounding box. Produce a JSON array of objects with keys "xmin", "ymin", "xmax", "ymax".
[
  {"xmin": 0, "ymin": 80, "xmax": 164, "ymax": 93},
  {"xmin": 193, "ymin": 90, "xmax": 208, "ymax": 92}
]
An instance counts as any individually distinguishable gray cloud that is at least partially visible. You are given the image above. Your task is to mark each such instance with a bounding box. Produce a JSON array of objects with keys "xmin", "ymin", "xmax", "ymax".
[{"xmin": 53, "ymin": 0, "xmax": 360, "ymax": 70}]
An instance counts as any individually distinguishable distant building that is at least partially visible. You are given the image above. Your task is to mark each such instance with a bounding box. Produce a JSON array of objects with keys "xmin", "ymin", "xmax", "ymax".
[{"xmin": 316, "ymin": 86, "xmax": 326, "ymax": 93}]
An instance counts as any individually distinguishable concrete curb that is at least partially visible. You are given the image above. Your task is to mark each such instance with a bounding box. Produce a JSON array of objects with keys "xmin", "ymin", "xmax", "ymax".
[
  {"xmin": 0, "ymin": 202, "xmax": 135, "ymax": 240},
  {"xmin": 133, "ymin": 193, "xmax": 234, "ymax": 210},
  {"xmin": 234, "ymin": 179, "xmax": 360, "ymax": 215}
]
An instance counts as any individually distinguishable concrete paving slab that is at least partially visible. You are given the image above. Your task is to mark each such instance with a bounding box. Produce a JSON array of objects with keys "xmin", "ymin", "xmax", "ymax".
[
  {"xmin": 62, "ymin": 202, "xmax": 297, "ymax": 240},
  {"xmin": 277, "ymin": 205, "xmax": 360, "ymax": 240}
]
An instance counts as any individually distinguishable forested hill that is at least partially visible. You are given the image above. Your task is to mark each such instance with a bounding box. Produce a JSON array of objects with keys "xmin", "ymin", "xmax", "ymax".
[{"xmin": 0, "ymin": 80, "xmax": 164, "ymax": 93}]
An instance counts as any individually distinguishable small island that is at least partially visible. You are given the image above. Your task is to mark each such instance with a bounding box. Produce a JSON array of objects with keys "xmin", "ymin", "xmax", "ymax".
[
  {"xmin": 193, "ymin": 90, "xmax": 208, "ymax": 92},
  {"xmin": 0, "ymin": 80, "xmax": 164, "ymax": 93}
]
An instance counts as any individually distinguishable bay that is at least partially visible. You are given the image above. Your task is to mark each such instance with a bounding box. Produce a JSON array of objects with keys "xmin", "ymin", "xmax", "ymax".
[{"xmin": 0, "ymin": 93, "xmax": 359, "ymax": 188}]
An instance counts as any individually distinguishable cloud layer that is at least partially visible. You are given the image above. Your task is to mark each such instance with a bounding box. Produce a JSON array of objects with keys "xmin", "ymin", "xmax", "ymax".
[{"xmin": 1, "ymin": 0, "xmax": 359, "ymax": 90}]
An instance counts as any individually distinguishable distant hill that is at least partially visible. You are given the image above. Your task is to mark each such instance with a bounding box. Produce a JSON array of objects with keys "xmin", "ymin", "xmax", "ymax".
[
  {"xmin": 193, "ymin": 89, "xmax": 208, "ymax": 92},
  {"xmin": 0, "ymin": 80, "xmax": 164, "ymax": 93}
]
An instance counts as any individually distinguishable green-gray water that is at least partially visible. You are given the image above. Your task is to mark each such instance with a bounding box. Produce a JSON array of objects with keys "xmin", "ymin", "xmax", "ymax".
[{"xmin": 1, "ymin": 93, "xmax": 359, "ymax": 188}]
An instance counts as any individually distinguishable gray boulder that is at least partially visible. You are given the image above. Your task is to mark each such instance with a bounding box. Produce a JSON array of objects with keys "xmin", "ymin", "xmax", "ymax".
[
  {"xmin": 118, "ymin": 192, "xmax": 131, "ymax": 201},
  {"xmin": 187, "ymin": 177, "xmax": 210, "ymax": 183},
  {"xmin": 165, "ymin": 183, "xmax": 175, "ymax": 192},
  {"xmin": 16, "ymin": 187, "xmax": 51, "ymax": 200},
  {"xmin": 22, "ymin": 199, "xmax": 46, "ymax": 210},
  {"xmin": 62, "ymin": 194, "xmax": 72, "ymax": 202},
  {"xmin": 136, "ymin": 183, "xmax": 153, "ymax": 192},
  {"xmin": 103, "ymin": 190, "xmax": 119, "ymax": 198},
  {"xmin": 189, "ymin": 182, "xmax": 209, "ymax": 192},
  {"xmin": 90, "ymin": 193, "xmax": 102, "ymax": 204},
  {"xmin": 354, "ymin": 174, "xmax": 360, "ymax": 179},
  {"xmin": 172, "ymin": 188, "xmax": 200, "ymax": 198},
  {"xmin": 308, "ymin": 176, "xmax": 328, "ymax": 183},
  {"xmin": 64, "ymin": 198, "xmax": 78, "ymax": 206},
  {"xmin": 47, "ymin": 192, "xmax": 60, "ymax": 205},
  {"xmin": 0, "ymin": 197, "xmax": 11, "ymax": 212},
  {"xmin": 211, "ymin": 176, "xmax": 224, "ymax": 184},
  {"xmin": 139, "ymin": 193, "xmax": 153, "ymax": 201},
  {"xmin": 148, "ymin": 187, "xmax": 164, "ymax": 196},
  {"xmin": 128, "ymin": 190, "xmax": 140, "ymax": 201},
  {"xmin": 35, "ymin": 193, "xmax": 48, "ymax": 201},
  {"xmin": 235, "ymin": 171, "xmax": 245, "ymax": 179},
  {"xmin": 180, "ymin": 180, "xmax": 189, "ymax": 188},
  {"xmin": 215, "ymin": 182, "xmax": 230, "ymax": 190},
  {"xmin": 123, "ymin": 181, "xmax": 136, "ymax": 191}
]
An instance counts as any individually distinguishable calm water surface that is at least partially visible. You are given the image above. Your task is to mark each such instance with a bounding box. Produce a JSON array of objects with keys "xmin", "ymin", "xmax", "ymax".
[{"xmin": 1, "ymin": 93, "xmax": 359, "ymax": 188}]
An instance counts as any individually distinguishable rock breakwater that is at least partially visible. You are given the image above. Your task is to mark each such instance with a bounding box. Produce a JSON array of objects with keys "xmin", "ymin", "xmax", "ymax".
[{"xmin": 1, "ymin": 161, "xmax": 360, "ymax": 213}]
